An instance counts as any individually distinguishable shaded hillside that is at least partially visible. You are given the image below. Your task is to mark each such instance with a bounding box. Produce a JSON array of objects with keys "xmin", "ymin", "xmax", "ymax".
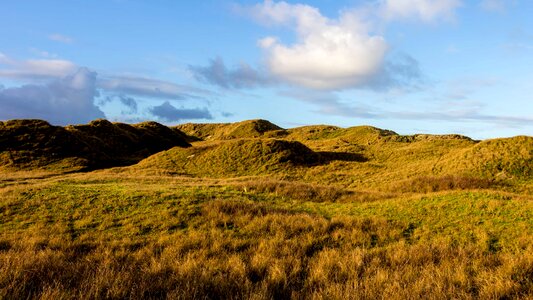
[
  {"xmin": 66, "ymin": 119, "xmax": 190, "ymax": 165},
  {"xmin": 175, "ymin": 119, "xmax": 286, "ymax": 141},
  {"xmin": 0, "ymin": 119, "xmax": 190, "ymax": 172},
  {"xmin": 0, "ymin": 120, "xmax": 95, "ymax": 172},
  {"xmin": 136, "ymin": 139, "xmax": 320, "ymax": 176}
]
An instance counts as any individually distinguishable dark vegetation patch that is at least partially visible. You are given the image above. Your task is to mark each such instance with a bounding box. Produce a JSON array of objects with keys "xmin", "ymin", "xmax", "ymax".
[
  {"xmin": 317, "ymin": 151, "xmax": 367, "ymax": 163},
  {"xmin": 0, "ymin": 119, "xmax": 190, "ymax": 171}
]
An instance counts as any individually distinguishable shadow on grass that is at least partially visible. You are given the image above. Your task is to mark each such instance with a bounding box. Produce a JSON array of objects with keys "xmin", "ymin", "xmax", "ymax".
[{"xmin": 317, "ymin": 151, "xmax": 368, "ymax": 163}]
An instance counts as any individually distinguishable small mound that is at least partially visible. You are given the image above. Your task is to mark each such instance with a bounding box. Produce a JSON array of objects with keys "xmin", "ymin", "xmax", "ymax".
[
  {"xmin": 65, "ymin": 119, "xmax": 191, "ymax": 166},
  {"xmin": 0, "ymin": 120, "xmax": 94, "ymax": 171},
  {"xmin": 136, "ymin": 139, "xmax": 319, "ymax": 176},
  {"xmin": 175, "ymin": 119, "xmax": 286, "ymax": 141},
  {"xmin": 435, "ymin": 136, "xmax": 533, "ymax": 178},
  {"xmin": 286, "ymin": 125, "xmax": 343, "ymax": 141},
  {"xmin": 287, "ymin": 125, "xmax": 397, "ymax": 145},
  {"xmin": 0, "ymin": 119, "xmax": 190, "ymax": 171},
  {"xmin": 173, "ymin": 122, "xmax": 223, "ymax": 140},
  {"xmin": 225, "ymin": 119, "xmax": 285, "ymax": 139},
  {"xmin": 340, "ymin": 126, "xmax": 398, "ymax": 144}
]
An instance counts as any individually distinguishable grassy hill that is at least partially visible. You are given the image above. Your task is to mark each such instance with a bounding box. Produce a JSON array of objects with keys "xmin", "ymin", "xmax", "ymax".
[
  {"xmin": 0, "ymin": 118, "xmax": 531, "ymax": 299},
  {"xmin": 136, "ymin": 138, "xmax": 319, "ymax": 177},
  {"xmin": 435, "ymin": 136, "xmax": 533, "ymax": 178},
  {"xmin": 0, "ymin": 119, "xmax": 190, "ymax": 172},
  {"xmin": 175, "ymin": 119, "xmax": 286, "ymax": 141}
]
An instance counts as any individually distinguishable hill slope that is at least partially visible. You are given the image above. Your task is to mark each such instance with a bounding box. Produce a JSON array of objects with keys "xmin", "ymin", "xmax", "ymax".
[
  {"xmin": 1, "ymin": 118, "xmax": 531, "ymax": 186},
  {"xmin": 175, "ymin": 119, "xmax": 286, "ymax": 141},
  {"xmin": 0, "ymin": 119, "xmax": 190, "ymax": 172},
  {"xmin": 136, "ymin": 138, "xmax": 320, "ymax": 176}
]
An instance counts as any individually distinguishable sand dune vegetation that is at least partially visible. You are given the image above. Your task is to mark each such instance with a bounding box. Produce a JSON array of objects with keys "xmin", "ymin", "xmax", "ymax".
[{"xmin": 0, "ymin": 119, "xmax": 532, "ymax": 299}]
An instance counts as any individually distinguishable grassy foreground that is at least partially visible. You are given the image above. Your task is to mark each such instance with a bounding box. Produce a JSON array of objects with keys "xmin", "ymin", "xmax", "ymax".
[{"xmin": 0, "ymin": 172, "xmax": 532, "ymax": 299}]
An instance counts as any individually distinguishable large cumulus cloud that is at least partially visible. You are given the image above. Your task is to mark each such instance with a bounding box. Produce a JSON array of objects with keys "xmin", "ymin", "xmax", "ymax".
[{"xmin": 251, "ymin": 1, "xmax": 388, "ymax": 90}]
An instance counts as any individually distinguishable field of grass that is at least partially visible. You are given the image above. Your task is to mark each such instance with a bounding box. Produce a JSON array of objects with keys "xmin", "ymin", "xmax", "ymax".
[{"xmin": 0, "ymin": 119, "xmax": 532, "ymax": 299}]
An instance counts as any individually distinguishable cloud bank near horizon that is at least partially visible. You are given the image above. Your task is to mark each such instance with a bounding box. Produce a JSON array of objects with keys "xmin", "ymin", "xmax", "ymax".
[{"xmin": 0, "ymin": 55, "xmax": 214, "ymax": 125}]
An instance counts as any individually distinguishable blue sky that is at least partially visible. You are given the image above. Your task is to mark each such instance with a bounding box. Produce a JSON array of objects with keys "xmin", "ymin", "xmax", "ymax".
[{"xmin": 0, "ymin": 0, "xmax": 532, "ymax": 139}]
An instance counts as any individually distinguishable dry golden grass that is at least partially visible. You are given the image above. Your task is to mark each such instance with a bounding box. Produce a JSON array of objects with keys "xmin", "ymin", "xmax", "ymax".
[
  {"xmin": 0, "ymin": 119, "xmax": 532, "ymax": 299},
  {"xmin": 0, "ymin": 172, "xmax": 531, "ymax": 299}
]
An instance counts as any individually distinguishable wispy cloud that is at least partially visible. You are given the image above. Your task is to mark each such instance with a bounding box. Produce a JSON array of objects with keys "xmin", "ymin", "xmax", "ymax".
[
  {"xmin": 380, "ymin": 0, "xmax": 462, "ymax": 22},
  {"xmin": 48, "ymin": 33, "xmax": 74, "ymax": 44},
  {"xmin": 0, "ymin": 54, "xmax": 216, "ymax": 124},
  {"xmin": 479, "ymin": 0, "xmax": 508, "ymax": 12},
  {"xmin": 190, "ymin": 57, "xmax": 274, "ymax": 89},
  {"xmin": 443, "ymin": 77, "xmax": 498, "ymax": 100},
  {"xmin": 387, "ymin": 110, "xmax": 533, "ymax": 126},
  {"xmin": 149, "ymin": 101, "xmax": 213, "ymax": 122},
  {"xmin": 281, "ymin": 89, "xmax": 379, "ymax": 118},
  {"xmin": 281, "ymin": 82, "xmax": 532, "ymax": 128},
  {"xmin": 0, "ymin": 53, "xmax": 77, "ymax": 80},
  {"xmin": 99, "ymin": 95, "xmax": 139, "ymax": 114},
  {"xmin": 29, "ymin": 48, "xmax": 58, "ymax": 59},
  {"xmin": 97, "ymin": 75, "xmax": 210, "ymax": 100}
]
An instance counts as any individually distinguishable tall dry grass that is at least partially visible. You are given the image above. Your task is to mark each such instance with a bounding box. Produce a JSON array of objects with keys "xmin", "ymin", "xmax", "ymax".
[{"xmin": 1, "ymin": 199, "xmax": 531, "ymax": 299}]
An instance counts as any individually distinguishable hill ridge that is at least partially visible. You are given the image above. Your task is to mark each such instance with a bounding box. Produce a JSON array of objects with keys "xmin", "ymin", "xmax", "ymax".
[
  {"xmin": 0, "ymin": 119, "xmax": 191, "ymax": 172},
  {"xmin": 0, "ymin": 119, "xmax": 531, "ymax": 183}
]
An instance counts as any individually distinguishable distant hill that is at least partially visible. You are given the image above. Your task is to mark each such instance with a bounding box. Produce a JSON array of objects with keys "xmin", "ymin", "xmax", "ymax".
[
  {"xmin": 0, "ymin": 119, "xmax": 531, "ymax": 184},
  {"xmin": 434, "ymin": 136, "xmax": 533, "ymax": 178},
  {"xmin": 175, "ymin": 119, "xmax": 286, "ymax": 141},
  {"xmin": 136, "ymin": 138, "xmax": 319, "ymax": 176},
  {"xmin": 0, "ymin": 119, "xmax": 190, "ymax": 172}
]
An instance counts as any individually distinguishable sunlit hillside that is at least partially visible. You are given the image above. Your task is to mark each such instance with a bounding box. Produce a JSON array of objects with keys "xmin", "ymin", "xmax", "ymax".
[{"xmin": 0, "ymin": 119, "xmax": 532, "ymax": 299}]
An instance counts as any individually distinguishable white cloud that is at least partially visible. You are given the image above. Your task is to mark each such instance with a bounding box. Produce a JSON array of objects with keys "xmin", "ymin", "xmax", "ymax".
[
  {"xmin": 251, "ymin": 0, "xmax": 388, "ymax": 90},
  {"xmin": 380, "ymin": 0, "xmax": 462, "ymax": 22},
  {"xmin": 0, "ymin": 53, "xmax": 211, "ymax": 100},
  {"xmin": 48, "ymin": 34, "xmax": 74, "ymax": 44}
]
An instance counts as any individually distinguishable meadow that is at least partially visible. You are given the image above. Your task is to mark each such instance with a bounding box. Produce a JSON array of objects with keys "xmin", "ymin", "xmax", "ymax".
[{"xmin": 0, "ymin": 119, "xmax": 531, "ymax": 299}]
